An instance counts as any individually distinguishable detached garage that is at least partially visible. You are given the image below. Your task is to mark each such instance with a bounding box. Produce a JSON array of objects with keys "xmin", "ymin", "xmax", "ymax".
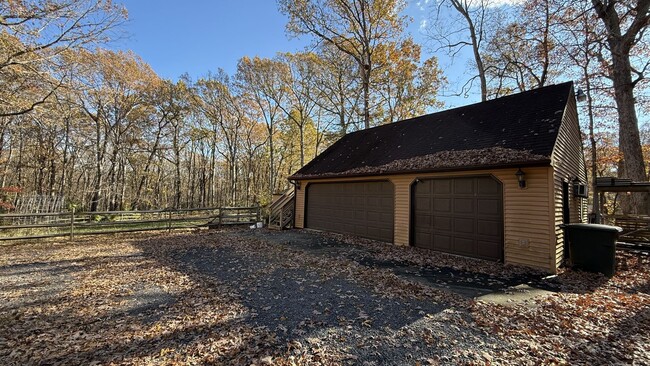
[{"xmin": 290, "ymin": 82, "xmax": 587, "ymax": 273}]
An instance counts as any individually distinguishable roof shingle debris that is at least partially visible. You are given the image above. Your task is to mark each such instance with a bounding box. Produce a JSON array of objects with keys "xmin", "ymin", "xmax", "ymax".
[
  {"xmin": 291, "ymin": 82, "xmax": 573, "ymax": 180},
  {"xmin": 292, "ymin": 147, "xmax": 549, "ymax": 179}
]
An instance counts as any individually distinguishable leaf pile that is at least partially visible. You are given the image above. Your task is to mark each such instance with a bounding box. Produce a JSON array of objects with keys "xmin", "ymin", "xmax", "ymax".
[
  {"xmin": 472, "ymin": 252, "xmax": 650, "ymax": 364},
  {"xmin": 292, "ymin": 147, "xmax": 549, "ymax": 179},
  {"xmin": 1, "ymin": 229, "xmax": 648, "ymax": 365}
]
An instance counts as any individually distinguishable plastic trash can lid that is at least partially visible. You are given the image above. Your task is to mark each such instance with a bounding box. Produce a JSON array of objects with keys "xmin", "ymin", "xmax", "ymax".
[{"xmin": 560, "ymin": 223, "xmax": 623, "ymax": 233}]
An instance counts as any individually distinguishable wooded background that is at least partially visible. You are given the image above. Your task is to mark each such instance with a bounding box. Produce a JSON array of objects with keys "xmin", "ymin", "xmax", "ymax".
[{"xmin": 0, "ymin": 0, "xmax": 648, "ymax": 214}]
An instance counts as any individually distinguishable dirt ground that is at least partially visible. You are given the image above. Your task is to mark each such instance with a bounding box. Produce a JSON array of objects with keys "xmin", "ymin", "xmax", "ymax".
[{"xmin": 0, "ymin": 228, "xmax": 648, "ymax": 365}]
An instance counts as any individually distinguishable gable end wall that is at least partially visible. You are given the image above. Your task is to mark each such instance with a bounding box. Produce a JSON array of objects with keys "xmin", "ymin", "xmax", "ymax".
[{"xmin": 550, "ymin": 94, "xmax": 588, "ymax": 269}]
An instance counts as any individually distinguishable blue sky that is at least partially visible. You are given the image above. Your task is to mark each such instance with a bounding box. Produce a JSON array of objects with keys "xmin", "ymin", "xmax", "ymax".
[{"xmin": 112, "ymin": 1, "xmax": 475, "ymax": 107}]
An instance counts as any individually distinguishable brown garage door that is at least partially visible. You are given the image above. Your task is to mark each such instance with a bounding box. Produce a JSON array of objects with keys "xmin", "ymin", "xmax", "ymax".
[
  {"xmin": 412, "ymin": 176, "xmax": 503, "ymax": 260},
  {"xmin": 306, "ymin": 181, "xmax": 394, "ymax": 242}
]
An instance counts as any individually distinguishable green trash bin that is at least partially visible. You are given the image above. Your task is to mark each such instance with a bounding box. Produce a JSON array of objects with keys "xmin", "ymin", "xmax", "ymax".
[{"xmin": 561, "ymin": 223, "xmax": 622, "ymax": 277}]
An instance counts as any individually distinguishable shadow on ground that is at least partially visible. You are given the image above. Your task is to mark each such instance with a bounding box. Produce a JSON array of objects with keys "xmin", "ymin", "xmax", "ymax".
[{"xmin": 237, "ymin": 229, "xmax": 561, "ymax": 298}]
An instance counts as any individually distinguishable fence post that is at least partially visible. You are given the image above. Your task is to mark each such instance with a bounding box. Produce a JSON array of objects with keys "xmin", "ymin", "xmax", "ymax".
[
  {"xmin": 167, "ymin": 209, "xmax": 172, "ymax": 233},
  {"xmin": 70, "ymin": 207, "xmax": 75, "ymax": 241},
  {"xmin": 256, "ymin": 206, "xmax": 261, "ymax": 223}
]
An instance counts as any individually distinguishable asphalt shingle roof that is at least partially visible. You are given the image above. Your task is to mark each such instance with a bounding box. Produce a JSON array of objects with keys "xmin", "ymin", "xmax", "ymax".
[{"xmin": 291, "ymin": 81, "xmax": 574, "ymax": 179}]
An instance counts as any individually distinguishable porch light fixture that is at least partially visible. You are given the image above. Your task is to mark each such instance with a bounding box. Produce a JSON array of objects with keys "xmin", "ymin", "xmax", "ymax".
[
  {"xmin": 515, "ymin": 168, "xmax": 526, "ymax": 189},
  {"xmin": 575, "ymin": 88, "xmax": 587, "ymax": 102},
  {"xmin": 295, "ymin": 181, "xmax": 301, "ymax": 190}
]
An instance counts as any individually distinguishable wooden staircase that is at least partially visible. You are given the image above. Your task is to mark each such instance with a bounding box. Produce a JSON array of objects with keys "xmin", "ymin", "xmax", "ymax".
[{"xmin": 268, "ymin": 189, "xmax": 295, "ymax": 230}]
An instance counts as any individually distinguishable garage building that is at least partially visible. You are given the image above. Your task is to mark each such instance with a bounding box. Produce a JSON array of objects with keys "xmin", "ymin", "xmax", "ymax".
[{"xmin": 289, "ymin": 82, "xmax": 587, "ymax": 273}]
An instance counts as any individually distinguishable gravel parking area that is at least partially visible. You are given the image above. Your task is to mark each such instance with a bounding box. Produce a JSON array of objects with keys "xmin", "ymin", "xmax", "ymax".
[{"xmin": 0, "ymin": 228, "xmax": 648, "ymax": 365}]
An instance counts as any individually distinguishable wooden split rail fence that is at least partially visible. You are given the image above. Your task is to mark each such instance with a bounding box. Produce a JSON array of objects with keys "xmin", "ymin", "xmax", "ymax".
[{"xmin": 0, "ymin": 206, "xmax": 261, "ymax": 242}]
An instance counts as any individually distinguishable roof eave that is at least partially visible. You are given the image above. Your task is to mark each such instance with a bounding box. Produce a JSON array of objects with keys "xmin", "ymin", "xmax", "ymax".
[{"xmin": 288, "ymin": 159, "xmax": 552, "ymax": 181}]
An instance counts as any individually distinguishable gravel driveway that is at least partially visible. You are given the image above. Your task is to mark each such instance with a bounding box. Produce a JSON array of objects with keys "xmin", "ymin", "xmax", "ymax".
[
  {"xmin": 133, "ymin": 228, "xmax": 548, "ymax": 365},
  {"xmin": 1, "ymin": 228, "xmax": 647, "ymax": 365}
]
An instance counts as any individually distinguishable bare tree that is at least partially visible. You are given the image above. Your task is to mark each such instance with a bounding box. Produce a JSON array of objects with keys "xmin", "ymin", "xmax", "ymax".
[
  {"xmin": 279, "ymin": 0, "xmax": 408, "ymax": 128},
  {"xmin": 427, "ymin": 0, "xmax": 496, "ymax": 101},
  {"xmin": 0, "ymin": 0, "xmax": 127, "ymax": 117}
]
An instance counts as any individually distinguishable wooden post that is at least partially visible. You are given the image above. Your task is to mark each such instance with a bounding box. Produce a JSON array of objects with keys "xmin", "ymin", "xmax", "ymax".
[
  {"xmin": 218, "ymin": 209, "xmax": 222, "ymax": 227},
  {"xmin": 256, "ymin": 206, "xmax": 261, "ymax": 223},
  {"xmin": 167, "ymin": 209, "xmax": 172, "ymax": 233},
  {"xmin": 70, "ymin": 207, "xmax": 75, "ymax": 241},
  {"xmin": 279, "ymin": 208, "xmax": 283, "ymax": 230}
]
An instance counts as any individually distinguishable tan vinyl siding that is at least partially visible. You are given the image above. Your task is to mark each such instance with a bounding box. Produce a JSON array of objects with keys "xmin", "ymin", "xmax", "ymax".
[
  {"xmin": 295, "ymin": 186, "xmax": 306, "ymax": 228},
  {"xmin": 392, "ymin": 176, "xmax": 413, "ymax": 245},
  {"xmin": 294, "ymin": 166, "xmax": 556, "ymax": 272},
  {"xmin": 550, "ymin": 94, "xmax": 588, "ymax": 269}
]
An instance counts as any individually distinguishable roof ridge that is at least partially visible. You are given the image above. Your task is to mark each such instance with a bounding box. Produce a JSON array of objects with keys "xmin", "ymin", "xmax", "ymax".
[
  {"xmin": 347, "ymin": 81, "xmax": 574, "ymax": 135},
  {"xmin": 291, "ymin": 81, "xmax": 575, "ymax": 179}
]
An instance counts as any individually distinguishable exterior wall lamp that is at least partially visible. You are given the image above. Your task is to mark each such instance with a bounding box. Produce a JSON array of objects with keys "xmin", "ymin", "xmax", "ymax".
[{"xmin": 515, "ymin": 168, "xmax": 526, "ymax": 189}]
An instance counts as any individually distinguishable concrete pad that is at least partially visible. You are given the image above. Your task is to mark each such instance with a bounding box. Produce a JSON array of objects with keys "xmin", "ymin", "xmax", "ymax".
[{"xmin": 476, "ymin": 284, "xmax": 556, "ymax": 307}]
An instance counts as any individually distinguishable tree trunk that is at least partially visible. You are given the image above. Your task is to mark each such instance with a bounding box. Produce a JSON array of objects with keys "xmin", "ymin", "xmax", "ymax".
[
  {"xmin": 133, "ymin": 127, "xmax": 163, "ymax": 209},
  {"xmin": 362, "ymin": 65, "xmax": 370, "ymax": 129},
  {"xmin": 268, "ymin": 125, "xmax": 275, "ymax": 195},
  {"xmin": 173, "ymin": 136, "xmax": 182, "ymax": 209},
  {"xmin": 59, "ymin": 117, "xmax": 70, "ymax": 197},
  {"xmin": 452, "ymin": 0, "xmax": 487, "ymax": 101},
  {"xmin": 592, "ymin": 0, "xmax": 650, "ymax": 214},
  {"xmin": 299, "ymin": 122, "xmax": 305, "ymax": 166},
  {"xmin": 610, "ymin": 41, "xmax": 648, "ymax": 214}
]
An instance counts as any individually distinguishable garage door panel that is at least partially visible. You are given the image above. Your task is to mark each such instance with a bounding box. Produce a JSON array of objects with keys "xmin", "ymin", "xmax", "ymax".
[
  {"xmin": 433, "ymin": 216, "xmax": 451, "ymax": 231},
  {"xmin": 416, "ymin": 197, "xmax": 430, "ymax": 208},
  {"xmin": 416, "ymin": 233, "xmax": 433, "ymax": 248},
  {"xmin": 354, "ymin": 226, "xmax": 366, "ymax": 236},
  {"xmin": 414, "ymin": 176, "xmax": 503, "ymax": 261},
  {"xmin": 477, "ymin": 220, "xmax": 501, "ymax": 236},
  {"xmin": 478, "ymin": 179, "xmax": 500, "ymax": 194},
  {"xmin": 453, "ymin": 217, "xmax": 475, "ymax": 233},
  {"xmin": 454, "ymin": 179, "xmax": 474, "ymax": 194},
  {"xmin": 367, "ymin": 211, "xmax": 383, "ymax": 221},
  {"xmin": 453, "ymin": 237, "xmax": 475, "ymax": 254},
  {"xmin": 478, "ymin": 199, "xmax": 500, "ymax": 215},
  {"xmin": 433, "ymin": 198, "xmax": 451, "ymax": 212},
  {"xmin": 433, "ymin": 234, "xmax": 452, "ymax": 250},
  {"xmin": 477, "ymin": 240, "xmax": 501, "ymax": 257},
  {"xmin": 306, "ymin": 181, "xmax": 394, "ymax": 242},
  {"xmin": 433, "ymin": 180, "xmax": 451, "ymax": 194},
  {"xmin": 453, "ymin": 198, "xmax": 474, "ymax": 213}
]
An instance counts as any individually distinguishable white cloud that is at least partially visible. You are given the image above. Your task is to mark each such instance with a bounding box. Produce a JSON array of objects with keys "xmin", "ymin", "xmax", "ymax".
[
  {"xmin": 469, "ymin": 0, "xmax": 525, "ymax": 8},
  {"xmin": 415, "ymin": 0, "xmax": 522, "ymax": 12},
  {"xmin": 419, "ymin": 19, "xmax": 428, "ymax": 31},
  {"xmin": 416, "ymin": 0, "xmax": 432, "ymax": 11}
]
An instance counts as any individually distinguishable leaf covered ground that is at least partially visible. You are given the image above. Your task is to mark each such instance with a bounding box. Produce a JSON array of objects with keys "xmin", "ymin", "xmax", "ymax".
[{"xmin": 0, "ymin": 228, "xmax": 648, "ymax": 365}]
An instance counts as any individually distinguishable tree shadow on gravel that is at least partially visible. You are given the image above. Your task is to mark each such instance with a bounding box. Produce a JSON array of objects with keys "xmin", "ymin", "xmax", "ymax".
[
  {"xmin": 237, "ymin": 229, "xmax": 561, "ymax": 297},
  {"xmin": 135, "ymin": 234, "xmax": 451, "ymax": 340},
  {"xmin": 129, "ymin": 231, "xmax": 498, "ymax": 365}
]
